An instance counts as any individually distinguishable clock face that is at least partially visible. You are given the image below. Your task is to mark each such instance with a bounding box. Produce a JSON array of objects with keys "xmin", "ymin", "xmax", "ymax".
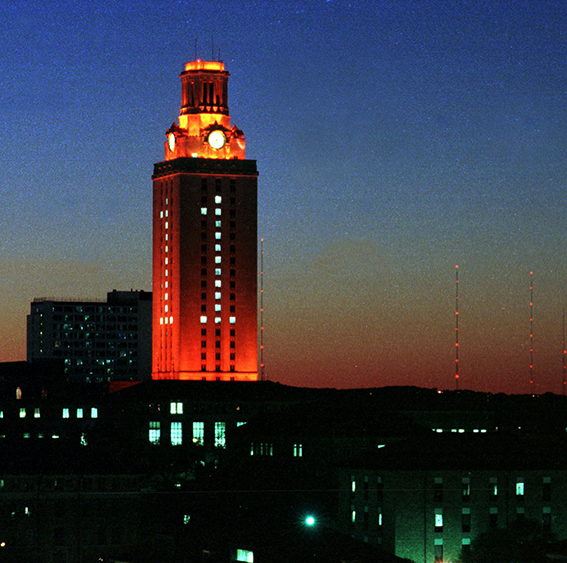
[
  {"xmin": 208, "ymin": 130, "xmax": 226, "ymax": 150},
  {"xmin": 167, "ymin": 133, "xmax": 176, "ymax": 152}
]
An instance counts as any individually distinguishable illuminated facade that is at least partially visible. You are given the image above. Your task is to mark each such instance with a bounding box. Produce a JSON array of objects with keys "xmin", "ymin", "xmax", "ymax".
[{"xmin": 152, "ymin": 60, "xmax": 258, "ymax": 380}]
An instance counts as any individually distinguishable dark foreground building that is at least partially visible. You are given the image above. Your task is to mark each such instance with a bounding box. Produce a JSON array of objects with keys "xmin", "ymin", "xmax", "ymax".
[{"xmin": 3, "ymin": 363, "xmax": 567, "ymax": 562}]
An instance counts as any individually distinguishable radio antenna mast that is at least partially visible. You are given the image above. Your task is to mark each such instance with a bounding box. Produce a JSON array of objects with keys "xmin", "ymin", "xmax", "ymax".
[
  {"xmin": 455, "ymin": 265, "xmax": 460, "ymax": 390},
  {"xmin": 529, "ymin": 271, "xmax": 534, "ymax": 394},
  {"xmin": 562, "ymin": 307, "xmax": 566, "ymax": 395}
]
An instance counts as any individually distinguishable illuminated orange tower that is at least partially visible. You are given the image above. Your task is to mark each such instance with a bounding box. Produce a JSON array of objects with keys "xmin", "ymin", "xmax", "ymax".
[{"xmin": 152, "ymin": 60, "xmax": 258, "ymax": 381}]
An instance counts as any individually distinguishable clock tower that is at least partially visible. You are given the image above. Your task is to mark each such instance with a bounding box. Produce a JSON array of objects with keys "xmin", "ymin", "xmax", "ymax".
[{"xmin": 152, "ymin": 60, "xmax": 258, "ymax": 381}]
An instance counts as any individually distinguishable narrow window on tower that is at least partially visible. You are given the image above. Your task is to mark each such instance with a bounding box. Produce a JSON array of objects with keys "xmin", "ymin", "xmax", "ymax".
[
  {"xmin": 200, "ymin": 316, "xmax": 207, "ymax": 324},
  {"xmin": 215, "ymin": 268, "xmax": 221, "ymax": 276},
  {"xmin": 215, "ymin": 280, "xmax": 221, "ymax": 288},
  {"xmin": 201, "ymin": 207, "xmax": 207, "ymax": 215},
  {"xmin": 215, "ymin": 244, "xmax": 221, "ymax": 252},
  {"xmin": 216, "ymin": 221, "xmax": 221, "ymax": 228},
  {"xmin": 215, "ymin": 195, "xmax": 222, "ymax": 204},
  {"xmin": 215, "ymin": 232, "xmax": 221, "ymax": 240},
  {"xmin": 215, "ymin": 208, "xmax": 221, "ymax": 216},
  {"xmin": 215, "ymin": 292, "xmax": 221, "ymax": 300}
]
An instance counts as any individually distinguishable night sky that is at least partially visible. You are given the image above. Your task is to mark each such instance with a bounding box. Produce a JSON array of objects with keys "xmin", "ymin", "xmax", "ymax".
[{"xmin": 2, "ymin": 0, "xmax": 566, "ymax": 394}]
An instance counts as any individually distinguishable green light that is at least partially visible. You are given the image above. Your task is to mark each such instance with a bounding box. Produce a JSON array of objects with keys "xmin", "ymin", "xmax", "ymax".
[{"xmin": 305, "ymin": 516, "xmax": 316, "ymax": 526}]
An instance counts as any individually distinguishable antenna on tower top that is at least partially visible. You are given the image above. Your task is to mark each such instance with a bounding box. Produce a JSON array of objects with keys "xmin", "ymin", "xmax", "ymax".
[
  {"xmin": 211, "ymin": 35, "xmax": 215, "ymax": 61},
  {"xmin": 529, "ymin": 271, "xmax": 534, "ymax": 395},
  {"xmin": 455, "ymin": 265, "xmax": 460, "ymax": 390}
]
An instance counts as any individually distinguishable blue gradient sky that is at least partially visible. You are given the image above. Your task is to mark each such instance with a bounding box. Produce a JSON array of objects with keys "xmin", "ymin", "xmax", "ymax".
[{"xmin": 1, "ymin": 0, "xmax": 566, "ymax": 393}]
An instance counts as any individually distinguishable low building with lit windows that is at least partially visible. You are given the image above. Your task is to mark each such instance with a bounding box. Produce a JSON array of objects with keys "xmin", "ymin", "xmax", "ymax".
[
  {"xmin": 338, "ymin": 433, "xmax": 567, "ymax": 563},
  {"xmin": 27, "ymin": 290, "xmax": 152, "ymax": 383}
]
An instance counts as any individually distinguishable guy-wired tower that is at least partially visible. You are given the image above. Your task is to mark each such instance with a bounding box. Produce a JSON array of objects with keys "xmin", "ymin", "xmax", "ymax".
[{"xmin": 152, "ymin": 60, "xmax": 258, "ymax": 381}]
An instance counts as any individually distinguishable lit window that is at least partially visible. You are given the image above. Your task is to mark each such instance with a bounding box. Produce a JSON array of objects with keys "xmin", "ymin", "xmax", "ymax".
[
  {"xmin": 165, "ymin": 222, "xmax": 168, "ymax": 229},
  {"xmin": 215, "ymin": 268, "xmax": 221, "ymax": 275},
  {"xmin": 91, "ymin": 408, "xmax": 98, "ymax": 418},
  {"xmin": 214, "ymin": 422, "xmax": 226, "ymax": 448},
  {"xmin": 215, "ymin": 292, "xmax": 221, "ymax": 300},
  {"xmin": 165, "ymin": 270, "xmax": 168, "ymax": 276},
  {"xmin": 351, "ymin": 509, "xmax": 356, "ymax": 523},
  {"xmin": 215, "ymin": 256, "xmax": 221, "ymax": 264},
  {"xmin": 200, "ymin": 316, "xmax": 207, "ymax": 324},
  {"xmin": 160, "ymin": 317, "xmax": 163, "ymax": 325},
  {"xmin": 77, "ymin": 408, "xmax": 83, "ymax": 419},
  {"xmin": 293, "ymin": 443, "xmax": 303, "ymax": 457},
  {"xmin": 160, "ymin": 211, "xmax": 163, "ymax": 218},
  {"xmin": 516, "ymin": 478, "xmax": 524, "ymax": 496},
  {"xmin": 165, "ymin": 293, "xmax": 168, "ymax": 300},
  {"xmin": 215, "ymin": 220, "xmax": 221, "ymax": 228},
  {"xmin": 165, "ymin": 305, "xmax": 168, "ymax": 313},
  {"xmin": 170, "ymin": 316, "xmax": 173, "ymax": 324},
  {"xmin": 165, "ymin": 257, "xmax": 168, "ymax": 264},
  {"xmin": 165, "ymin": 317, "xmax": 169, "ymax": 324},
  {"xmin": 230, "ymin": 317, "xmax": 236, "ymax": 324},
  {"xmin": 435, "ymin": 510, "xmax": 443, "ymax": 531},
  {"xmin": 62, "ymin": 408, "xmax": 70, "ymax": 419},
  {"xmin": 236, "ymin": 549, "xmax": 253, "ymax": 563},
  {"xmin": 215, "ymin": 280, "xmax": 221, "ymax": 287},
  {"xmin": 215, "ymin": 244, "xmax": 221, "ymax": 252},
  {"xmin": 215, "ymin": 196, "xmax": 222, "ymax": 204},
  {"xmin": 201, "ymin": 207, "xmax": 207, "ymax": 215},
  {"xmin": 351, "ymin": 479, "xmax": 356, "ymax": 493},
  {"xmin": 215, "ymin": 317, "xmax": 221, "ymax": 324},
  {"xmin": 165, "ymin": 246, "xmax": 168, "ymax": 252},
  {"xmin": 19, "ymin": 408, "xmax": 26, "ymax": 418},
  {"xmin": 165, "ymin": 210, "xmax": 168, "ymax": 217},
  {"xmin": 215, "ymin": 232, "xmax": 221, "ymax": 240},
  {"xmin": 192, "ymin": 422, "xmax": 204, "ymax": 445},
  {"xmin": 170, "ymin": 402, "xmax": 183, "ymax": 415},
  {"xmin": 215, "ymin": 208, "xmax": 221, "ymax": 216},
  {"xmin": 171, "ymin": 422, "xmax": 182, "ymax": 446},
  {"xmin": 215, "ymin": 304, "xmax": 221, "ymax": 312},
  {"xmin": 149, "ymin": 421, "xmax": 160, "ymax": 444},
  {"xmin": 34, "ymin": 408, "xmax": 40, "ymax": 419}
]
